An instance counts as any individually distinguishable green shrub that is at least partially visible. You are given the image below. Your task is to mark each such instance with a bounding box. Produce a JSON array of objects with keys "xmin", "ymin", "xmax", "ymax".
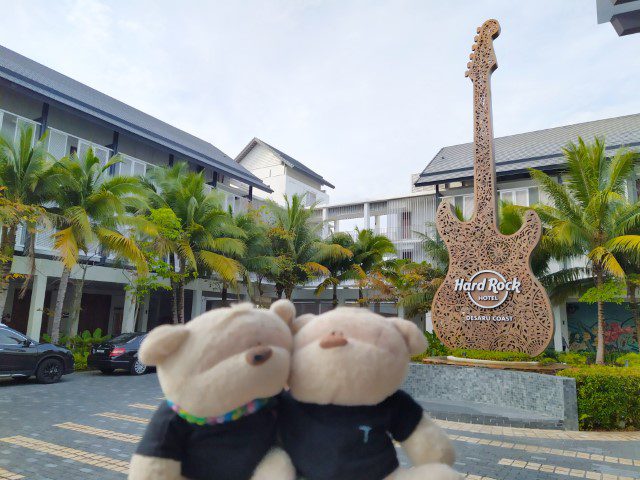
[
  {"xmin": 449, "ymin": 349, "xmax": 533, "ymax": 362},
  {"xmin": 558, "ymin": 352, "xmax": 588, "ymax": 366},
  {"xmin": 615, "ymin": 352, "xmax": 640, "ymax": 367},
  {"xmin": 558, "ymin": 366, "xmax": 640, "ymax": 430},
  {"xmin": 73, "ymin": 351, "xmax": 88, "ymax": 371},
  {"xmin": 411, "ymin": 331, "xmax": 449, "ymax": 362}
]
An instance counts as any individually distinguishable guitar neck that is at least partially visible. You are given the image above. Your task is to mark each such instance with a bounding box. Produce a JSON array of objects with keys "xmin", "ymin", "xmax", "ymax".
[{"xmin": 472, "ymin": 76, "xmax": 498, "ymax": 226}]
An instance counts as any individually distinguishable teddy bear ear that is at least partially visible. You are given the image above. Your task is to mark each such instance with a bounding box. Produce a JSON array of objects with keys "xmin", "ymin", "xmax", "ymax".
[
  {"xmin": 391, "ymin": 318, "xmax": 428, "ymax": 356},
  {"xmin": 139, "ymin": 324, "xmax": 189, "ymax": 366},
  {"xmin": 270, "ymin": 299, "xmax": 296, "ymax": 326},
  {"xmin": 291, "ymin": 313, "xmax": 316, "ymax": 334}
]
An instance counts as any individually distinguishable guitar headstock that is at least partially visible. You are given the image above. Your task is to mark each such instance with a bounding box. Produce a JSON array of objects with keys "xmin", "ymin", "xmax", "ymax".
[{"xmin": 465, "ymin": 19, "xmax": 501, "ymax": 83}]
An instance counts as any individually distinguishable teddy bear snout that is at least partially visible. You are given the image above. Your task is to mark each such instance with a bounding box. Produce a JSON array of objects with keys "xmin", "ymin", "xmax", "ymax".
[
  {"xmin": 246, "ymin": 345, "xmax": 273, "ymax": 366},
  {"xmin": 319, "ymin": 331, "xmax": 348, "ymax": 349}
]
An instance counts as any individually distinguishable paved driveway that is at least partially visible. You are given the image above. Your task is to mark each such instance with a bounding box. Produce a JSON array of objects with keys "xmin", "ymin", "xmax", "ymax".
[{"xmin": 0, "ymin": 372, "xmax": 638, "ymax": 479}]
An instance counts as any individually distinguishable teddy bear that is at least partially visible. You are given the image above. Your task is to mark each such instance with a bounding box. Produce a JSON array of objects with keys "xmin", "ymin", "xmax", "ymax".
[
  {"xmin": 128, "ymin": 300, "xmax": 297, "ymax": 480},
  {"xmin": 279, "ymin": 307, "xmax": 462, "ymax": 480}
]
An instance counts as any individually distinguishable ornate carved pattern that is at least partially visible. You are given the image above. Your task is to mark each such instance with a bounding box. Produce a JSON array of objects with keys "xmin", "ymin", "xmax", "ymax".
[{"xmin": 431, "ymin": 20, "xmax": 554, "ymax": 356}]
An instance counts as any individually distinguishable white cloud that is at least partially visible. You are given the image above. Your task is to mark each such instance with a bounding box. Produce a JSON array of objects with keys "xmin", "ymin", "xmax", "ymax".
[{"xmin": 1, "ymin": 1, "xmax": 639, "ymax": 203}]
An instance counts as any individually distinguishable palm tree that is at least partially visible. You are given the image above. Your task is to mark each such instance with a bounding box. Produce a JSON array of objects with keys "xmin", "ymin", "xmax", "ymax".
[
  {"xmin": 364, "ymin": 259, "xmax": 443, "ymax": 319},
  {"xmin": 0, "ymin": 126, "xmax": 55, "ymax": 315},
  {"xmin": 350, "ymin": 228, "xmax": 396, "ymax": 305},
  {"xmin": 47, "ymin": 149, "xmax": 149, "ymax": 343},
  {"xmin": 233, "ymin": 209, "xmax": 279, "ymax": 305},
  {"xmin": 529, "ymin": 137, "xmax": 640, "ymax": 364},
  {"xmin": 265, "ymin": 193, "xmax": 350, "ymax": 300},
  {"xmin": 315, "ymin": 232, "xmax": 356, "ymax": 307},
  {"xmin": 142, "ymin": 163, "xmax": 245, "ymax": 322}
]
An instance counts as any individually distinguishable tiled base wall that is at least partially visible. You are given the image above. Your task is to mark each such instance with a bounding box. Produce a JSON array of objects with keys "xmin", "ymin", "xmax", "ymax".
[{"xmin": 402, "ymin": 363, "xmax": 579, "ymax": 430}]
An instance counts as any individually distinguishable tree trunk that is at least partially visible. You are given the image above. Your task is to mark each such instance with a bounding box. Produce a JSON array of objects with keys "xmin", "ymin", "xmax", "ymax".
[
  {"xmin": 19, "ymin": 222, "xmax": 37, "ymax": 299},
  {"xmin": 177, "ymin": 280, "xmax": 185, "ymax": 324},
  {"xmin": 221, "ymin": 284, "xmax": 229, "ymax": 307},
  {"xmin": 595, "ymin": 267, "xmax": 605, "ymax": 365},
  {"xmin": 276, "ymin": 284, "xmax": 284, "ymax": 299},
  {"xmin": 51, "ymin": 267, "xmax": 71, "ymax": 344},
  {"xmin": 285, "ymin": 285, "xmax": 294, "ymax": 300},
  {"xmin": 68, "ymin": 265, "xmax": 88, "ymax": 337},
  {"xmin": 332, "ymin": 284, "xmax": 338, "ymax": 308},
  {"xmin": 170, "ymin": 279, "xmax": 179, "ymax": 324},
  {"xmin": 0, "ymin": 225, "xmax": 17, "ymax": 317},
  {"xmin": 628, "ymin": 280, "xmax": 640, "ymax": 353},
  {"xmin": 358, "ymin": 287, "xmax": 364, "ymax": 307}
]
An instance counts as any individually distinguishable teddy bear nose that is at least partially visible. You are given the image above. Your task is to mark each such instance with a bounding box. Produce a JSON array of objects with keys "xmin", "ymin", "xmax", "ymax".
[
  {"xmin": 246, "ymin": 346, "xmax": 273, "ymax": 366},
  {"xmin": 319, "ymin": 331, "xmax": 348, "ymax": 349}
]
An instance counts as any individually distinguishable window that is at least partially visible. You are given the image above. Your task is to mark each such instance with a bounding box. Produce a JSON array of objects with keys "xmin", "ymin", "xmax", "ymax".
[
  {"xmin": 0, "ymin": 328, "xmax": 26, "ymax": 345},
  {"xmin": 500, "ymin": 188, "xmax": 529, "ymax": 206},
  {"xmin": 401, "ymin": 211, "xmax": 412, "ymax": 239},
  {"xmin": 401, "ymin": 250, "xmax": 413, "ymax": 260}
]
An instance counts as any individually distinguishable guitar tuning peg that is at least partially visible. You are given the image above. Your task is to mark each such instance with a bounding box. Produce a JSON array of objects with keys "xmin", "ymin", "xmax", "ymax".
[
  {"xmin": 464, "ymin": 71, "xmax": 469, "ymax": 77},
  {"xmin": 471, "ymin": 44, "xmax": 477, "ymax": 51},
  {"xmin": 467, "ymin": 61, "xmax": 472, "ymax": 68},
  {"xmin": 474, "ymin": 35, "xmax": 479, "ymax": 41},
  {"xmin": 477, "ymin": 27, "xmax": 481, "ymax": 33},
  {"xmin": 469, "ymin": 53, "xmax": 475, "ymax": 60}
]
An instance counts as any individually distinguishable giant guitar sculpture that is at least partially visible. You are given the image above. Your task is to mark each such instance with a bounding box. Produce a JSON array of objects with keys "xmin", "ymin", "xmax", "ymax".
[{"xmin": 431, "ymin": 19, "xmax": 554, "ymax": 356}]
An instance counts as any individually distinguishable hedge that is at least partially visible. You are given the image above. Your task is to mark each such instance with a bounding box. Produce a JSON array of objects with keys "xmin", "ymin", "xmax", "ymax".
[
  {"xmin": 558, "ymin": 366, "xmax": 640, "ymax": 430},
  {"xmin": 449, "ymin": 349, "xmax": 534, "ymax": 362}
]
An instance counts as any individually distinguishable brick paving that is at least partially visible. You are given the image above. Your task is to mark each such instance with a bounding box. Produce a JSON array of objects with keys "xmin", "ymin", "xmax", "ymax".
[{"xmin": 0, "ymin": 372, "xmax": 638, "ymax": 479}]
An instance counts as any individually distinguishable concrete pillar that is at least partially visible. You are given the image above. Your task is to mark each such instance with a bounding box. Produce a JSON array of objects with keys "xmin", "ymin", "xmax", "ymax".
[
  {"xmin": 424, "ymin": 311, "xmax": 433, "ymax": 333},
  {"xmin": 553, "ymin": 302, "xmax": 569, "ymax": 352},
  {"xmin": 191, "ymin": 288, "xmax": 203, "ymax": 319},
  {"xmin": 121, "ymin": 289, "xmax": 136, "ymax": 333},
  {"xmin": 26, "ymin": 274, "xmax": 47, "ymax": 340},
  {"xmin": 333, "ymin": 219, "xmax": 340, "ymax": 233},
  {"xmin": 363, "ymin": 202, "xmax": 370, "ymax": 230},
  {"xmin": 321, "ymin": 208, "xmax": 329, "ymax": 238},
  {"xmin": 374, "ymin": 215, "xmax": 380, "ymax": 234}
]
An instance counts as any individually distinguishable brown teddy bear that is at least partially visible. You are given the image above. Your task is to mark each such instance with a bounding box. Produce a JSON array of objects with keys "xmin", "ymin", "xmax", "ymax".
[
  {"xmin": 128, "ymin": 300, "xmax": 297, "ymax": 480},
  {"xmin": 279, "ymin": 307, "xmax": 462, "ymax": 480}
]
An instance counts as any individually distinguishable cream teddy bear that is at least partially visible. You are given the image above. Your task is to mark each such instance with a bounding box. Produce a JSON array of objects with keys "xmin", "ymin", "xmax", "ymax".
[
  {"xmin": 279, "ymin": 307, "xmax": 462, "ymax": 480},
  {"xmin": 129, "ymin": 301, "xmax": 297, "ymax": 480}
]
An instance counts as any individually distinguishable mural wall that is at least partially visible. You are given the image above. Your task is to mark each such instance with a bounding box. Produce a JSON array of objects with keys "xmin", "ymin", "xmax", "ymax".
[{"xmin": 567, "ymin": 302, "xmax": 638, "ymax": 353}]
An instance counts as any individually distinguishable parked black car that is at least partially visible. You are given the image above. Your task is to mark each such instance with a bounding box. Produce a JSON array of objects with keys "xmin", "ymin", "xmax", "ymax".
[
  {"xmin": 0, "ymin": 324, "xmax": 74, "ymax": 383},
  {"xmin": 87, "ymin": 332, "xmax": 149, "ymax": 375}
]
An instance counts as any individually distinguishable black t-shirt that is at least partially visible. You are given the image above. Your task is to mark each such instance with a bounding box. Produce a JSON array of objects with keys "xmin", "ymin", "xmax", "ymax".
[
  {"xmin": 135, "ymin": 401, "xmax": 278, "ymax": 480},
  {"xmin": 279, "ymin": 390, "xmax": 424, "ymax": 480}
]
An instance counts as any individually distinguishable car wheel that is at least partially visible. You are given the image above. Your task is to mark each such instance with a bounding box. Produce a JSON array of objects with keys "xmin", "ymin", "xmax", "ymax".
[
  {"xmin": 130, "ymin": 358, "xmax": 147, "ymax": 375},
  {"xmin": 99, "ymin": 368, "xmax": 114, "ymax": 374},
  {"xmin": 36, "ymin": 358, "xmax": 63, "ymax": 384}
]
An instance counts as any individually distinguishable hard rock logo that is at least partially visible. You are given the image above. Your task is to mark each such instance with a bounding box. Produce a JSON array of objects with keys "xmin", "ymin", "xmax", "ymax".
[{"xmin": 453, "ymin": 269, "xmax": 521, "ymax": 309}]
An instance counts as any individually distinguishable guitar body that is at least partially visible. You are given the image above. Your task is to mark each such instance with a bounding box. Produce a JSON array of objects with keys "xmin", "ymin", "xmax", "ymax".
[
  {"xmin": 430, "ymin": 19, "xmax": 554, "ymax": 356},
  {"xmin": 432, "ymin": 203, "xmax": 554, "ymax": 356}
]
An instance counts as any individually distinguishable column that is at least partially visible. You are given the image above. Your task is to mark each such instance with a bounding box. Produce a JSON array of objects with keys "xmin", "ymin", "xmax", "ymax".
[
  {"xmin": 191, "ymin": 288, "xmax": 203, "ymax": 319},
  {"xmin": 121, "ymin": 289, "xmax": 136, "ymax": 333},
  {"xmin": 26, "ymin": 274, "xmax": 47, "ymax": 340},
  {"xmin": 552, "ymin": 302, "xmax": 569, "ymax": 352},
  {"xmin": 333, "ymin": 219, "xmax": 340, "ymax": 233},
  {"xmin": 363, "ymin": 202, "xmax": 371, "ymax": 230},
  {"xmin": 374, "ymin": 215, "xmax": 380, "ymax": 234},
  {"xmin": 321, "ymin": 208, "xmax": 329, "ymax": 238}
]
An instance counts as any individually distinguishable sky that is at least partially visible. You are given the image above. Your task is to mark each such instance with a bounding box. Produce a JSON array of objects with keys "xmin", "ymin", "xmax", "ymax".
[{"xmin": 2, "ymin": 1, "xmax": 640, "ymax": 204}]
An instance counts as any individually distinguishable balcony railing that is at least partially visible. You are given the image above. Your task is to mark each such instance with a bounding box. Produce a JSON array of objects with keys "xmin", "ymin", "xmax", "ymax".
[{"xmin": 0, "ymin": 110, "xmax": 39, "ymax": 146}]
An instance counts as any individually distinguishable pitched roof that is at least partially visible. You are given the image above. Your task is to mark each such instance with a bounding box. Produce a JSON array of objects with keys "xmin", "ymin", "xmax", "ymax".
[
  {"xmin": 0, "ymin": 45, "xmax": 271, "ymax": 192},
  {"xmin": 236, "ymin": 138, "xmax": 335, "ymax": 189},
  {"xmin": 415, "ymin": 113, "xmax": 640, "ymax": 186}
]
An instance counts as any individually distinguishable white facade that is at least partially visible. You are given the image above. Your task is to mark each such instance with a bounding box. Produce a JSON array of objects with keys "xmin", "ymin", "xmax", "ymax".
[{"xmin": 236, "ymin": 141, "xmax": 331, "ymax": 206}]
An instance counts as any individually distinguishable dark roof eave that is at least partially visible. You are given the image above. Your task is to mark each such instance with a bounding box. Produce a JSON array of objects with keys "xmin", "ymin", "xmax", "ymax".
[
  {"xmin": 0, "ymin": 67, "xmax": 272, "ymax": 194},
  {"xmin": 414, "ymin": 164, "xmax": 566, "ymax": 187}
]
